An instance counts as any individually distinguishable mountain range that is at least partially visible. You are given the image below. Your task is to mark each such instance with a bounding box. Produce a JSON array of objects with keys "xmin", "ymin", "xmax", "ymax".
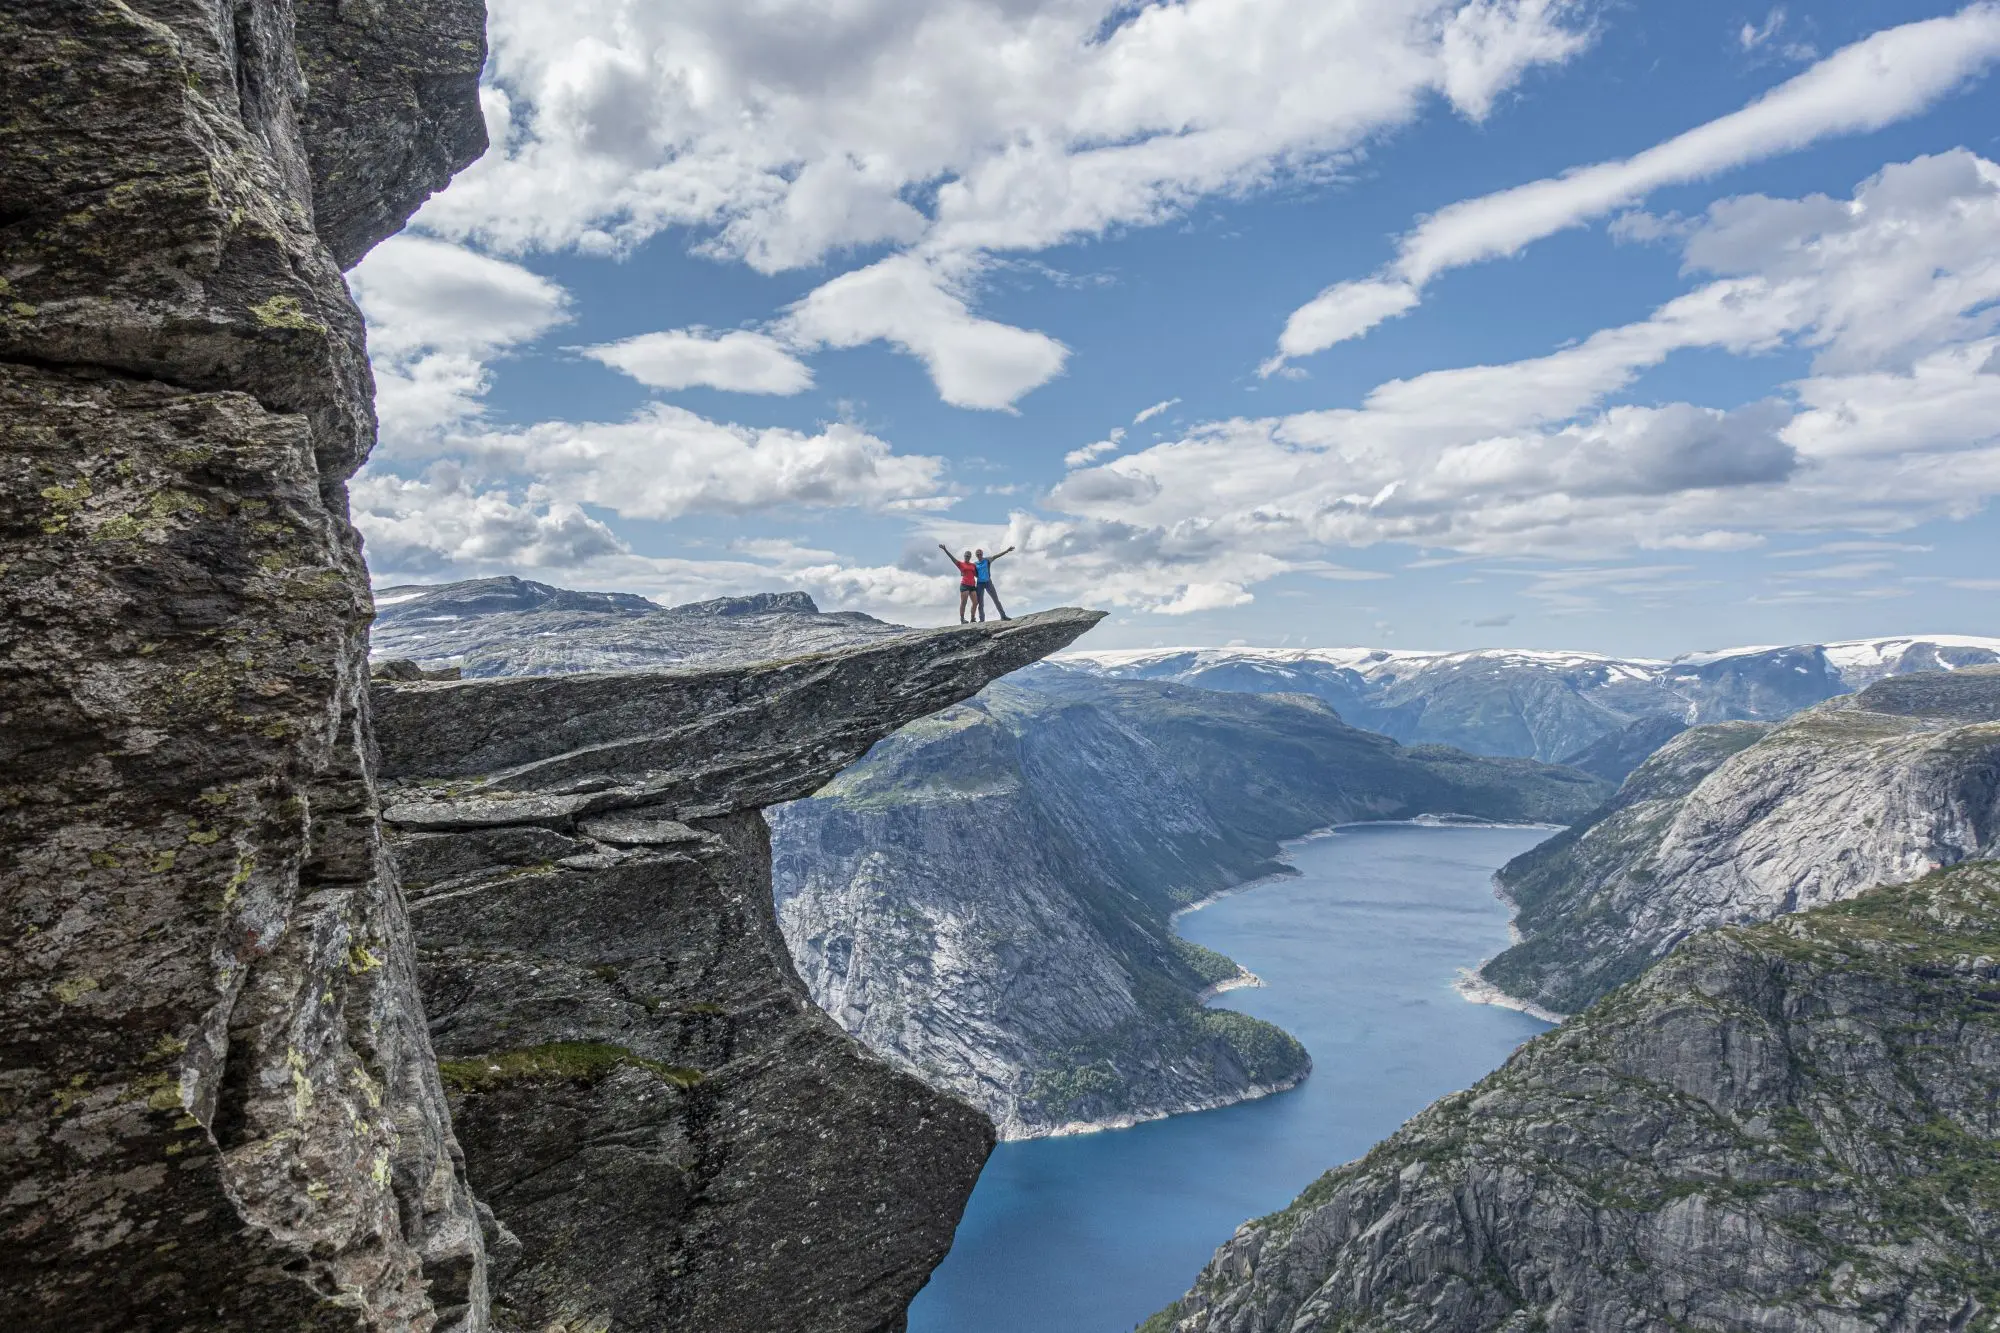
[
  {"xmin": 1064, "ymin": 636, "xmax": 2000, "ymax": 770},
  {"xmin": 1147, "ymin": 666, "xmax": 2000, "ymax": 1330}
]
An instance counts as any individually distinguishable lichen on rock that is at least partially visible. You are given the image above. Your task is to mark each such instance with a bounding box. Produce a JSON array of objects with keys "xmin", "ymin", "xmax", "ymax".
[
  {"xmin": 370, "ymin": 610, "xmax": 1103, "ymax": 1333},
  {"xmin": 0, "ymin": 1, "xmax": 488, "ymax": 1328},
  {"xmin": 1151, "ymin": 860, "xmax": 2000, "ymax": 1332}
]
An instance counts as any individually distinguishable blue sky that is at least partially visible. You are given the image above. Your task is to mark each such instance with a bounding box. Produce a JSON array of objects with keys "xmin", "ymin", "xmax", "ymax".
[{"xmin": 348, "ymin": 0, "xmax": 2000, "ymax": 657}]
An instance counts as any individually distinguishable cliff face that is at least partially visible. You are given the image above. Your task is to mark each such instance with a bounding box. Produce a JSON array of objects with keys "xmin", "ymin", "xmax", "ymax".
[
  {"xmin": 1483, "ymin": 667, "xmax": 2000, "ymax": 1016},
  {"xmin": 774, "ymin": 670, "xmax": 1610, "ymax": 1138},
  {"xmin": 1149, "ymin": 861, "xmax": 2000, "ymax": 1333},
  {"xmin": 370, "ymin": 611, "xmax": 1104, "ymax": 1333},
  {"xmin": 1, "ymin": 3, "xmax": 487, "ymax": 1329}
]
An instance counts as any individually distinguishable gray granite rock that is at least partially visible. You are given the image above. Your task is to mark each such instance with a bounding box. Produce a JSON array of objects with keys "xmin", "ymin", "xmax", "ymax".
[
  {"xmin": 295, "ymin": 0, "xmax": 490, "ymax": 270},
  {"xmin": 1482, "ymin": 666, "xmax": 2000, "ymax": 1016},
  {"xmin": 0, "ymin": 2, "xmax": 489, "ymax": 1328},
  {"xmin": 371, "ymin": 609, "xmax": 1104, "ymax": 1333},
  {"xmin": 1148, "ymin": 861, "xmax": 2000, "ymax": 1333}
]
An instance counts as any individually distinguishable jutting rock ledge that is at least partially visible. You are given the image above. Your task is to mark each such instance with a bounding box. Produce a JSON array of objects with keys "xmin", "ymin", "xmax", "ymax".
[{"xmin": 370, "ymin": 610, "xmax": 1104, "ymax": 1332}]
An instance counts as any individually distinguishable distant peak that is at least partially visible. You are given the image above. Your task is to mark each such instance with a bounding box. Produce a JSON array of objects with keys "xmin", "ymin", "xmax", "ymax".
[{"xmin": 664, "ymin": 590, "xmax": 820, "ymax": 618}]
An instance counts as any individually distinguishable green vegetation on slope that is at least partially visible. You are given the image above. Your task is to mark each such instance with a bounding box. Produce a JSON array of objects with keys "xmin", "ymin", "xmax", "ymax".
[
  {"xmin": 781, "ymin": 667, "xmax": 1610, "ymax": 1133},
  {"xmin": 1152, "ymin": 862, "xmax": 2000, "ymax": 1331}
]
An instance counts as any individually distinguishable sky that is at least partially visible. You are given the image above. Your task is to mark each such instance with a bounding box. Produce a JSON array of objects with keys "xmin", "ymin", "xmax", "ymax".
[{"xmin": 346, "ymin": 0, "xmax": 2000, "ymax": 658}]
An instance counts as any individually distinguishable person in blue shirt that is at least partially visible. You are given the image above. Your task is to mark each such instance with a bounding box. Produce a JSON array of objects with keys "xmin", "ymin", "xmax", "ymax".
[{"xmin": 971, "ymin": 545, "xmax": 1014, "ymax": 621}]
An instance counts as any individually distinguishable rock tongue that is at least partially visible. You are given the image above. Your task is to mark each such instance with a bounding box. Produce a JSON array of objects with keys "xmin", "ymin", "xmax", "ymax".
[
  {"xmin": 1, "ymin": 2, "xmax": 487, "ymax": 1330},
  {"xmin": 372, "ymin": 607, "xmax": 1106, "ymax": 797},
  {"xmin": 373, "ymin": 608, "xmax": 1103, "ymax": 1333}
]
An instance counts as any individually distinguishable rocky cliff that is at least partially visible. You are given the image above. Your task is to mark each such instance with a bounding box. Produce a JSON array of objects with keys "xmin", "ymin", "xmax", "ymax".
[
  {"xmin": 1482, "ymin": 666, "xmax": 2000, "ymax": 1016},
  {"xmin": 1066, "ymin": 637, "xmax": 2000, "ymax": 763},
  {"xmin": 370, "ymin": 610, "xmax": 1103, "ymax": 1332},
  {"xmin": 1147, "ymin": 860, "xmax": 2000, "ymax": 1333},
  {"xmin": 1, "ymin": 2, "xmax": 488, "ymax": 1329},
  {"xmin": 774, "ymin": 670, "xmax": 1610, "ymax": 1138}
]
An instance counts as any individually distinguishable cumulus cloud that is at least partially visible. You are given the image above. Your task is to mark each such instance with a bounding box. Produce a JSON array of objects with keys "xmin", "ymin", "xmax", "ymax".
[
  {"xmin": 579, "ymin": 327, "xmax": 813, "ymax": 394},
  {"xmin": 1268, "ymin": 5, "xmax": 2000, "ymax": 366},
  {"xmin": 427, "ymin": 0, "xmax": 1590, "ymax": 262},
  {"xmin": 780, "ymin": 256, "xmax": 1069, "ymax": 410},
  {"xmin": 459, "ymin": 403, "xmax": 952, "ymax": 520},
  {"xmin": 408, "ymin": 0, "xmax": 1591, "ymax": 403},
  {"xmin": 1037, "ymin": 151, "xmax": 2000, "ymax": 603},
  {"xmin": 348, "ymin": 235, "xmax": 572, "ymax": 444},
  {"xmin": 354, "ymin": 465, "xmax": 627, "ymax": 576}
]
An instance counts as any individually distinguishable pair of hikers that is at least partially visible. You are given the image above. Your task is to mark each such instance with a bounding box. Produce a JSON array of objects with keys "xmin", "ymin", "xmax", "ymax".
[{"xmin": 939, "ymin": 543, "xmax": 1013, "ymax": 623}]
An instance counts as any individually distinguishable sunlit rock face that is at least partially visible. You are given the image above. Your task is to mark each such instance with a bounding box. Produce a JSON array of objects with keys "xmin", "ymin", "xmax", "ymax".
[
  {"xmin": 1483, "ymin": 666, "xmax": 2000, "ymax": 1016},
  {"xmin": 1150, "ymin": 861, "xmax": 2000, "ymax": 1333},
  {"xmin": 0, "ymin": 1, "xmax": 487, "ymax": 1328},
  {"xmin": 371, "ymin": 610, "xmax": 1103, "ymax": 1333}
]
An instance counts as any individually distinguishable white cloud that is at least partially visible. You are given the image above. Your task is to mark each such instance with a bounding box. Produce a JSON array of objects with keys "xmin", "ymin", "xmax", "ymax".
[
  {"xmin": 1739, "ymin": 8, "xmax": 1786, "ymax": 52},
  {"xmin": 780, "ymin": 255, "xmax": 1069, "ymax": 410},
  {"xmin": 457, "ymin": 403, "xmax": 952, "ymax": 520},
  {"xmin": 348, "ymin": 236, "xmax": 573, "ymax": 445},
  {"xmin": 1065, "ymin": 428, "xmax": 1125, "ymax": 468},
  {"xmin": 410, "ymin": 0, "xmax": 1591, "ymax": 404},
  {"xmin": 1157, "ymin": 581, "xmax": 1257, "ymax": 615},
  {"xmin": 579, "ymin": 327, "xmax": 814, "ymax": 394},
  {"xmin": 1267, "ymin": 5, "xmax": 2000, "ymax": 366},
  {"xmin": 355, "ymin": 465, "xmax": 627, "ymax": 576},
  {"xmin": 1133, "ymin": 398, "xmax": 1180, "ymax": 425},
  {"xmin": 1037, "ymin": 152, "xmax": 2000, "ymax": 603},
  {"xmin": 427, "ymin": 0, "xmax": 1590, "ymax": 263}
]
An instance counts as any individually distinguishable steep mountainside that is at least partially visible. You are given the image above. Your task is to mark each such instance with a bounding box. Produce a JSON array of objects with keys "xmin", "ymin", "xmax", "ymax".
[
  {"xmin": 1, "ymin": 4, "xmax": 492, "ymax": 1329},
  {"xmin": 1065, "ymin": 636, "xmax": 2000, "ymax": 762},
  {"xmin": 1148, "ymin": 861, "xmax": 2000, "ymax": 1333},
  {"xmin": 774, "ymin": 669, "xmax": 1609, "ymax": 1137},
  {"xmin": 1481, "ymin": 666, "xmax": 2000, "ymax": 1016},
  {"xmin": 373, "ymin": 611, "xmax": 1100, "ymax": 1333}
]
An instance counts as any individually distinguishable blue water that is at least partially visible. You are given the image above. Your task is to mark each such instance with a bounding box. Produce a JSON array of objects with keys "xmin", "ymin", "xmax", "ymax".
[{"xmin": 906, "ymin": 822, "xmax": 1556, "ymax": 1333}]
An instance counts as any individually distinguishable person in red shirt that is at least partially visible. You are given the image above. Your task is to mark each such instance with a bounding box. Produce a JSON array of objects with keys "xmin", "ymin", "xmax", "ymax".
[{"xmin": 938, "ymin": 543, "xmax": 979, "ymax": 622}]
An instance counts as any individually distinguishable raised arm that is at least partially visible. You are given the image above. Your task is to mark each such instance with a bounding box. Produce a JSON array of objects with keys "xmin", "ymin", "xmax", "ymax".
[
  {"xmin": 937, "ymin": 543, "xmax": 957, "ymax": 565},
  {"xmin": 992, "ymin": 546, "xmax": 1016, "ymax": 561}
]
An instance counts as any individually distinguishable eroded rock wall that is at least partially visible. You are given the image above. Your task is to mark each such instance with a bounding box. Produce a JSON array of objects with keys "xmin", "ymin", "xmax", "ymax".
[
  {"xmin": 1149, "ymin": 862, "xmax": 2000, "ymax": 1333},
  {"xmin": 1483, "ymin": 667, "xmax": 2000, "ymax": 1015},
  {"xmin": 370, "ymin": 611, "xmax": 1103, "ymax": 1333},
  {"xmin": 0, "ymin": 2, "xmax": 486, "ymax": 1328}
]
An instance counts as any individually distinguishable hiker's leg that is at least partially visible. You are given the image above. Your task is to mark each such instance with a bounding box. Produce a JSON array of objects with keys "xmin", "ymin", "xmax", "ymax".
[
  {"xmin": 958, "ymin": 588, "xmax": 971, "ymax": 622},
  {"xmin": 984, "ymin": 584, "xmax": 1008, "ymax": 620},
  {"xmin": 974, "ymin": 585, "xmax": 986, "ymax": 621}
]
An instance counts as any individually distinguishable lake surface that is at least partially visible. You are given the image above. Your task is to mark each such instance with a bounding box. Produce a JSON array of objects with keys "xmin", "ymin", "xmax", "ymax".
[{"xmin": 906, "ymin": 821, "xmax": 1556, "ymax": 1333}]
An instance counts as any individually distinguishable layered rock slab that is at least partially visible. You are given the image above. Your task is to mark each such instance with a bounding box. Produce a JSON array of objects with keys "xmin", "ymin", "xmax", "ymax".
[
  {"xmin": 1149, "ymin": 861, "xmax": 2000, "ymax": 1332},
  {"xmin": 371, "ymin": 610, "xmax": 1103, "ymax": 1333},
  {"xmin": 0, "ymin": 0, "xmax": 487, "ymax": 1328},
  {"xmin": 1483, "ymin": 666, "xmax": 2000, "ymax": 1015}
]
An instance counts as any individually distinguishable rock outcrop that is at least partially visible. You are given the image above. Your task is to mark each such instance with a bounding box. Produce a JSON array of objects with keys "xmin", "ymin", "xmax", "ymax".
[
  {"xmin": 373, "ymin": 576, "xmax": 903, "ymax": 674},
  {"xmin": 1147, "ymin": 860, "xmax": 2000, "ymax": 1333},
  {"xmin": 775, "ymin": 670, "xmax": 1610, "ymax": 1137},
  {"xmin": 1482, "ymin": 666, "xmax": 2000, "ymax": 1016},
  {"xmin": 370, "ymin": 611, "xmax": 1104, "ymax": 1333},
  {"xmin": 2, "ymin": 2, "xmax": 487, "ymax": 1329}
]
